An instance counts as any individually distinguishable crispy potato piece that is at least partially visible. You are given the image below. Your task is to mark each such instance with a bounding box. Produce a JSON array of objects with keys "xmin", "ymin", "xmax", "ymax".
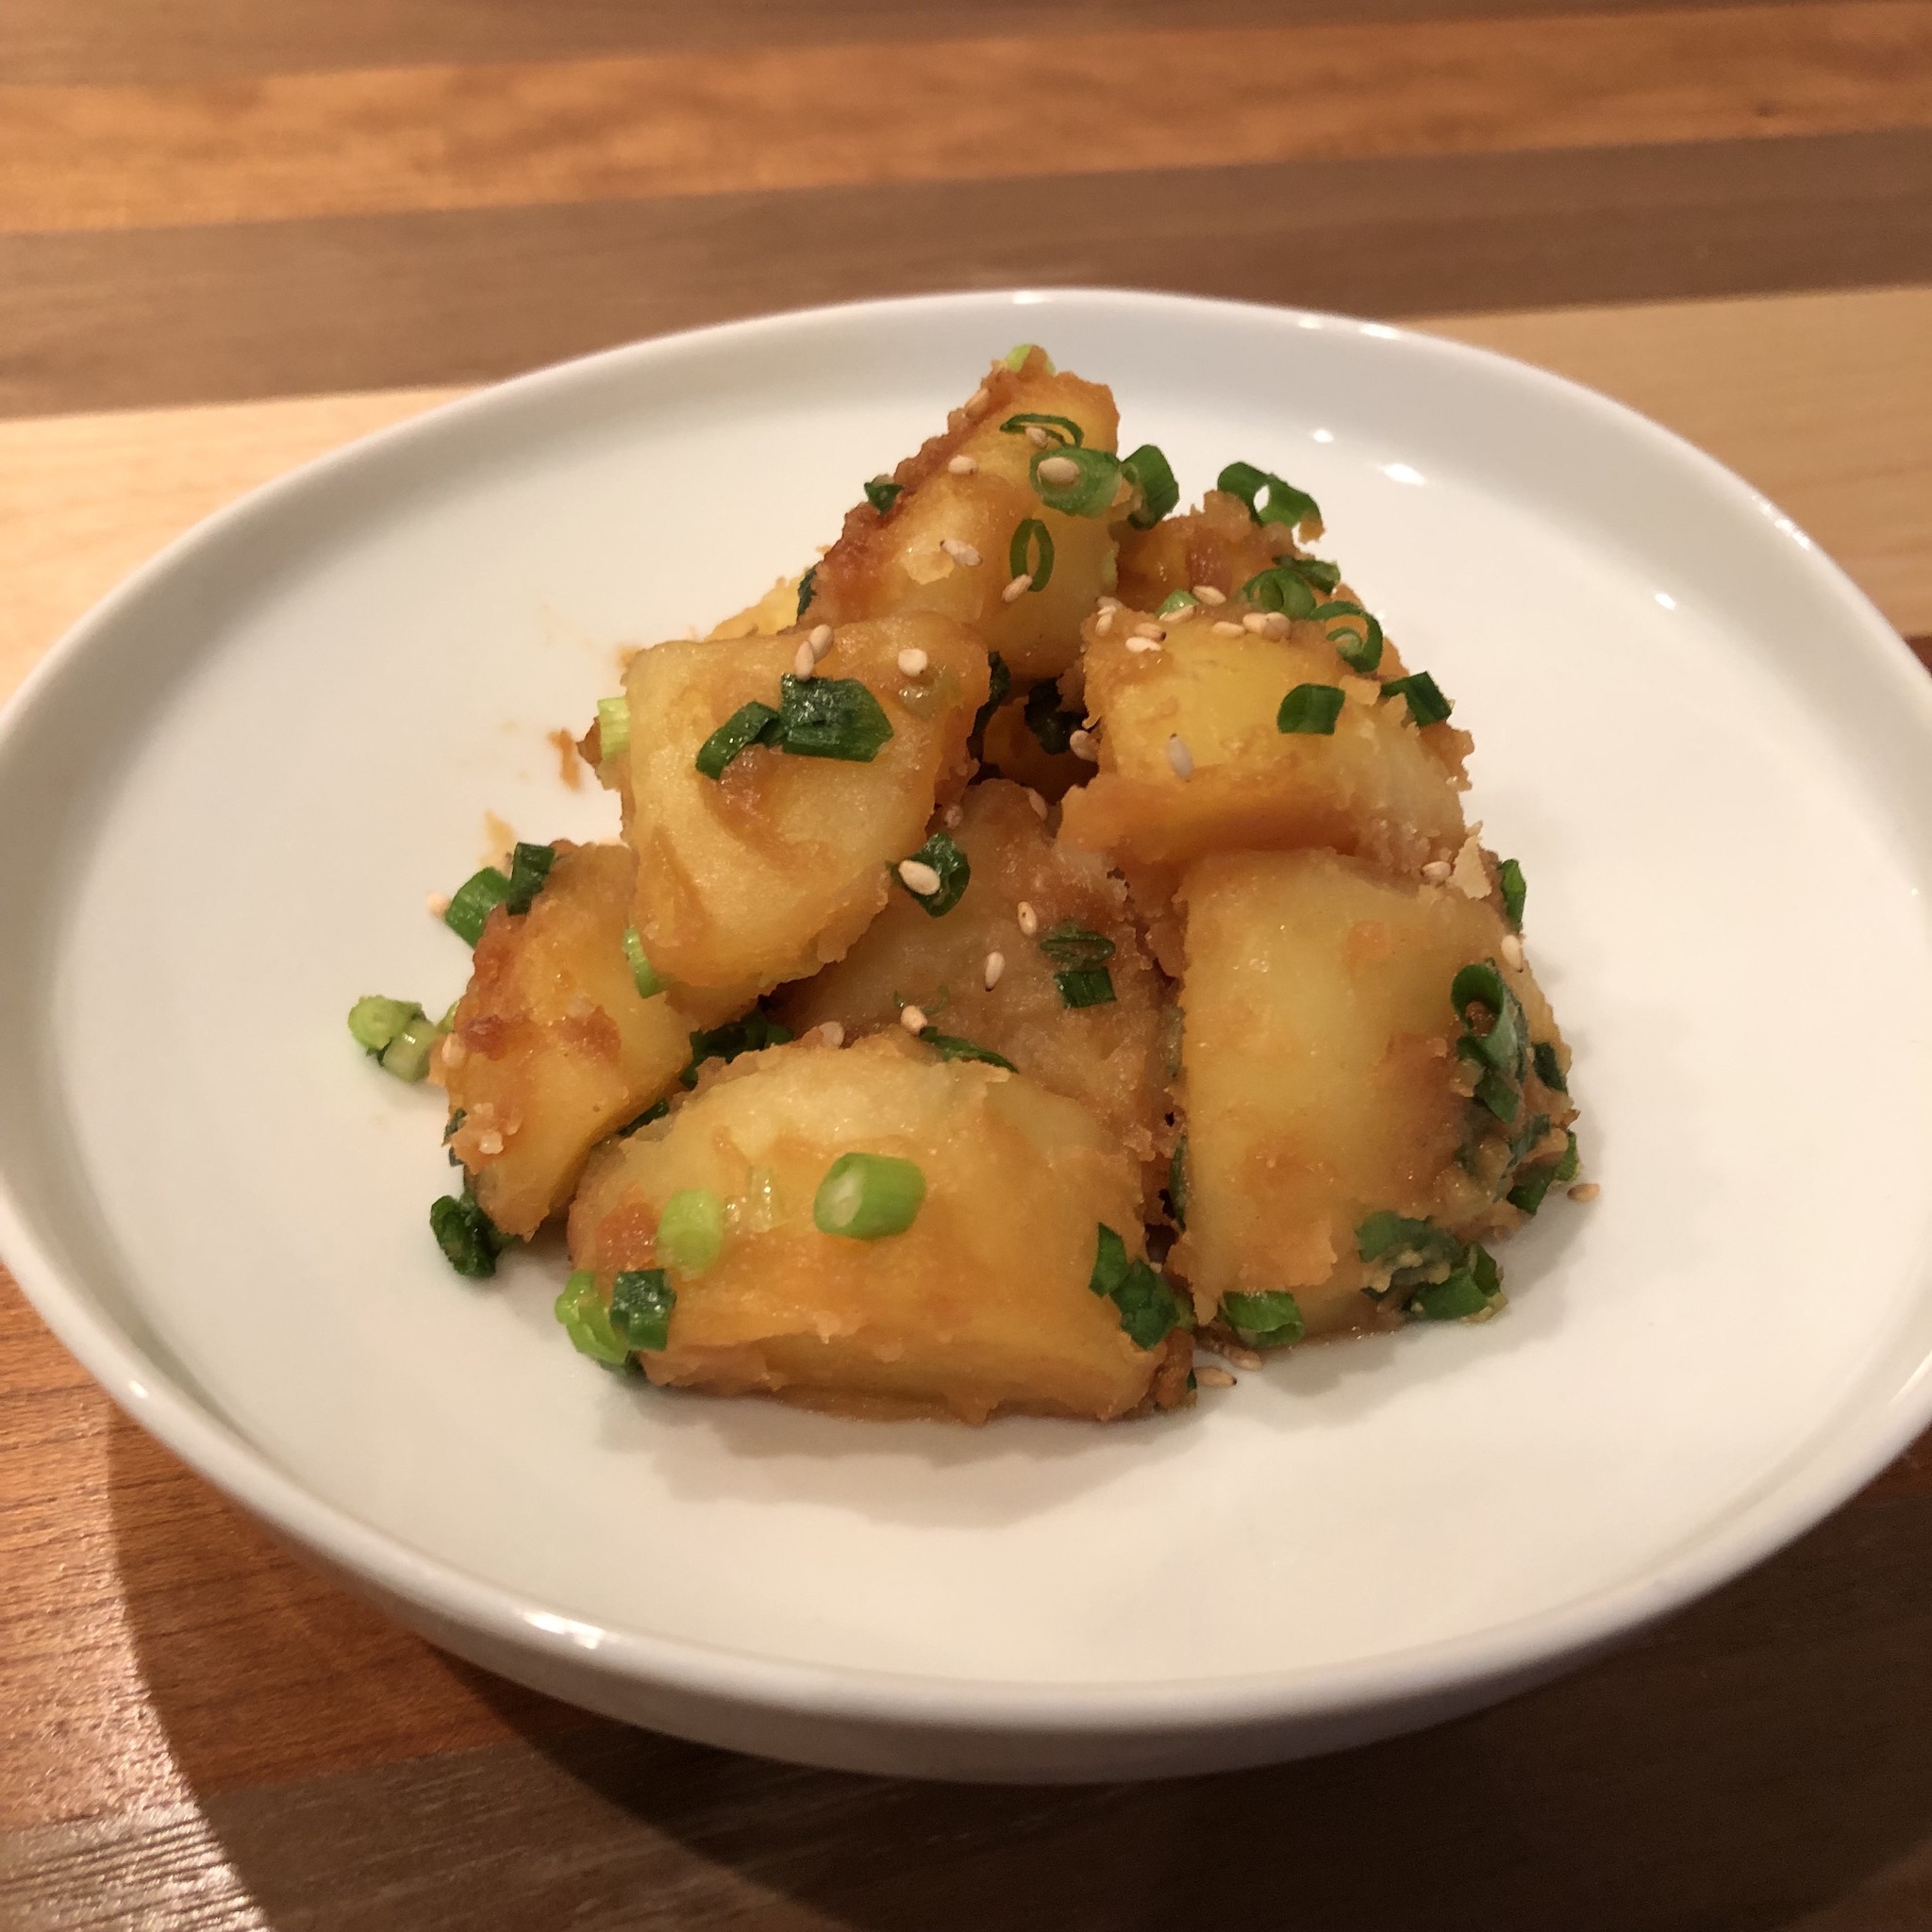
[
  {"xmin": 976, "ymin": 688, "xmax": 1091, "ymax": 803},
  {"xmin": 443, "ymin": 842, "xmax": 740, "ymax": 1239},
  {"xmin": 1115, "ymin": 491, "xmax": 1298, "ymax": 610},
  {"xmin": 774, "ymin": 780, "xmax": 1171, "ymax": 1174},
  {"xmin": 1172, "ymin": 850, "xmax": 1575, "ymax": 1337},
  {"xmin": 708, "ymin": 573, "xmax": 806, "ymax": 641},
  {"xmin": 568, "ymin": 1034, "xmax": 1191, "ymax": 1423},
  {"xmin": 807, "ymin": 350, "xmax": 1122, "ymax": 686},
  {"xmin": 622, "ymin": 613, "xmax": 989, "ymax": 994}
]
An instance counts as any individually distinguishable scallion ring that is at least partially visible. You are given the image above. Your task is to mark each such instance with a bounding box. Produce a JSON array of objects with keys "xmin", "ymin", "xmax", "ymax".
[
  {"xmin": 1008, "ymin": 517, "xmax": 1056, "ymax": 592},
  {"xmin": 814, "ymin": 1152, "xmax": 926, "ymax": 1240},
  {"xmin": 1030, "ymin": 445, "xmax": 1123, "ymax": 518},
  {"xmin": 1000, "ymin": 411, "xmax": 1083, "ymax": 447}
]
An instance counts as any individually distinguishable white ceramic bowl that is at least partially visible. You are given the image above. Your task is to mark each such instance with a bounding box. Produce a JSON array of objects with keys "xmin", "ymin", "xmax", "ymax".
[{"xmin": 4, "ymin": 290, "xmax": 1931, "ymax": 1783}]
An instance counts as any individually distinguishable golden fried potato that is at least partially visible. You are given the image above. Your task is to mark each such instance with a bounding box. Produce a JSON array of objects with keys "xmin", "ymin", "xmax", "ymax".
[
  {"xmin": 807, "ymin": 349, "xmax": 1122, "ymax": 686},
  {"xmin": 443, "ymin": 842, "xmax": 739, "ymax": 1239},
  {"xmin": 708, "ymin": 573, "xmax": 806, "ymax": 640},
  {"xmin": 1171, "ymin": 850, "xmax": 1575, "ymax": 1338},
  {"xmin": 976, "ymin": 688, "xmax": 1092, "ymax": 803},
  {"xmin": 568, "ymin": 1034, "xmax": 1191, "ymax": 1423},
  {"xmin": 774, "ymin": 780, "xmax": 1171, "ymax": 1174},
  {"xmin": 1115, "ymin": 491, "xmax": 1297, "ymax": 610},
  {"xmin": 622, "ymin": 613, "xmax": 989, "ymax": 994}
]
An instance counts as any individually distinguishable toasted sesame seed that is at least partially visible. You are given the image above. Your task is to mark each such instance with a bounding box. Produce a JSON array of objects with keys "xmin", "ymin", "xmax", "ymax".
[
  {"xmin": 1193, "ymin": 585, "xmax": 1226, "ymax": 606},
  {"xmin": 1212, "ymin": 620, "xmax": 1243, "ymax": 637},
  {"xmin": 1017, "ymin": 901, "xmax": 1040, "ymax": 937},
  {"xmin": 897, "ymin": 647, "xmax": 929, "ymax": 677},
  {"xmin": 1002, "ymin": 573, "xmax": 1033, "ymax": 603},
  {"xmin": 1261, "ymin": 611, "xmax": 1291, "ymax": 637},
  {"xmin": 1422, "ymin": 859, "xmax": 1452, "ymax": 884},
  {"xmin": 1097, "ymin": 596, "xmax": 1122, "ymax": 611},
  {"xmin": 1069, "ymin": 728, "xmax": 1100, "ymax": 761},
  {"xmin": 426, "ymin": 891, "xmax": 451, "ymax": 918},
  {"xmin": 1094, "ymin": 609, "xmax": 1115, "ymax": 636},
  {"xmin": 1167, "ymin": 734, "xmax": 1194, "ymax": 779},
  {"xmin": 441, "ymin": 1037, "xmax": 467, "ymax": 1068},
  {"xmin": 947, "ymin": 454, "xmax": 978, "ymax": 475},
  {"xmin": 1036, "ymin": 454, "xmax": 1081, "ymax": 488},
  {"xmin": 898, "ymin": 858, "xmax": 943, "ymax": 896},
  {"xmin": 1132, "ymin": 623, "xmax": 1166, "ymax": 642},
  {"xmin": 476, "ymin": 1129, "xmax": 505, "ymax": 1157},
  {"xmin": 1241, "ymin": 611, "xmax": 1271, "ymax": 634},
  {"xmin": 1568, "ymin": 1182, "xmax": 1602, "ymax": 1203},
  {"xmin": 808, "ymin": 622, "xmax": 834, "ymax": 658},
  {"xmin": 1025, "ymin": 424, "xmax": 1050, "ymax": 447},
  {"xmin": 964, "ymin": 386, "xmax": 991, "ymax": 414},
  {"xmin": 942, "ymin": 803, "xmax": 964, "ymax": 829},
  {"xmin": 1501, "ymin": 934, "xmax": 1525, "ymax": 968},
  {"xmin": 900, "ymin": 1005, "xmax": 929, "ymax": 1034},
  {"xmin": 792, "ymin": 639, "xmax": 816, "ymax": 678},
  {"xmin": 1025, "ymin": 789, "xmax": 1048, "ymax": 819},
  {"xmin": 1195, "ymin": 1365, "xmax": 1237, "ymax": 1389},
  {"xmin": 984, "ymin": 950, "xmax": 1007, "ymax": 990},
  {"xmin": 817, "ymin": 1021, "xmax": 845, "ymax": 1048},
  {"xmin": 940, "ymin": 537, "xmax": 981, "ymax": 568},
  {"xmin": 1125, "ymin": 636, "xmax": 1163, "ymax": 655},
  {"xmin": 1217, "ymin": 1343, "xmax": 1265, "ymax": 1372}
]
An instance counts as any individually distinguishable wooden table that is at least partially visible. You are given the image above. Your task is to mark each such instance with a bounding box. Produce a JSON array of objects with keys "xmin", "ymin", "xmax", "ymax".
[{"xmin": 5, "ymin": 6, "xmax": 1932, "ymax": 1925}]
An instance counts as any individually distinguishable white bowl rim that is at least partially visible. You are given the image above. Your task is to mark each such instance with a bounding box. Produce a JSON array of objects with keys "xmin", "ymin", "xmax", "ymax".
[{"xmin": 5, "ymin": 284, "xmax": 1930, "ymax": 1743}]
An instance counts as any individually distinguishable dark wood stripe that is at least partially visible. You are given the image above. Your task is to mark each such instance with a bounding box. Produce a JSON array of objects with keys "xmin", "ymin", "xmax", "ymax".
[
  {"xmin": 1911, "ymin": 633, "xmax": 1932, "ymax": 671},
  {"xmin": 3, "ymin": 127, "xmax": 1928, "ymax": 419},
  {"xmin": 0, "ymin": 0, "xmax": 1863, "ymax": 85}
]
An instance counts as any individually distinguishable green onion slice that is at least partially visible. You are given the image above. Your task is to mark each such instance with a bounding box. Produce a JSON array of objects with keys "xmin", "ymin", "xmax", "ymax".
[
  {"xmin": 1554, "ymin": 1130, "xmax": 1580, "ymax": 1184},
  {"xmin": 778, "ymin": 674, "xmax": 894, "ymax": 762},
  {"xmin": 1089, "ymin": 1224, "xmax": 1130, "ymax": 1297},
  {"xmin": 896, "ymin": 831, "xmax": 971, "ymax": 916},
  {"xmin": 555, "ymin": 1271, "xmax": 630, "ymax": 1364},
  {"xmin": 1037, "ymin": 922, "xmax": 1115, "ymax": 969},
  {"xmin": 1313, "ymin": 600, "xmax": 1385, "ymax": 674},
  {"xmin": 1002, "ymin": 342, "xmax": 1043, "ymax": 372},
  {"xmin": 1030, "ymin": 445, "xmax": 1123, "ymax": 518},
  {"xmin": 1281, "ymin": 555, "xmax": 1341, "ymax": 592},
  {"xmin": 503, "ymin": 842, "xmax": 556, "ymax": 916},
  {"xmin": 1008, "ymin": 517, "xmax": 1056, "ymax": 592},
  {"xmin": 681, "ymin": 1010, "xmax": 792, "ymax": 1088},
  {"xmin": 1022, "ymin": 680, "xmax": 1080, "ymax": 755},
  {"xmin": 1453, "ymin": 961, "xmax": 1528, "ymax": 1082},
  {"xmin": 1408, "ymin": 1249, "xmax": 1502, "ymax": 1322},
  {"xmin": 656, "ymin": 1189, "xmax": 724, "ymax": 1276},
  {"xmin": 596, "ymin": 695, "xmax": 631, "ymax": 764},
  {"xmin": 1507, "ymin": 1167, "xmax": 1557, "ymax": 1216},
  {"xmin": 1222, "ymin": 1289, "xmax": 1306, "ymax": 1349},
  {"xmin": 611, "ymin": 1268, "xmax": 676, "ymax": 1351},
  {"xmin": 378, "ymin": 1009, "xmax": 441, "ymax": 1083},
  {"xmin": 864, "ymin": 475, "xmax": 903, "ymax": 514},
  {"xmin": 1000, "ymin": 411, "xmax": 1083, "ymax": 447},
  {"xmin": 431, "ymin": 1187, "xmax": 510, "ymax": 1278},
  {"xmin": 694, "ymin": 699, "xmax": 783, "ymax": 780},
  {"xmin": 968, "ymin": 649, "xmax": 1010, "ymax": 763},
  {"xmin": 444, "ymin": 867, "xmax": 511, "ymax": 945},
  {"xmin": 1276, "ymin": 683, "xmax": 1345, "ymax": 735},
  {"xmin": 348, "ymin": 994, "xmax": 421, "ymax": 1058},
  {"xmin": 1384, "ymin": 671, "xmax": 1454, "ymax": 726},
  {"xmin": 1533, "ymin": 1041, "xmax": 1568, "ymax": 1093},
  {"xmin": 1218, "ymin": 460, "xmax": 1322, "ymax": 533},
  {"xmin": 795, "ymin": 565, "xmax": 818, "ymax": 620},
  {"xmin": 1168, "ymin": 1133, "xmax": 1189, "ymax": 1230},
  {"xmin": 1240, "ymin": 565, "xmax": 1319, "ymax": 619},
  {"xmin": 1054, "ymin": 966, "xmax": 1116, "ymax": 1008},
  {"xmin": 813, "ymin": 1151, "xmax": 926, "ymax": 1240},
  {"xmin": 1157, "ymin": 589, "xmax": 1198, "ymax": 615},
  {"xmin": 917, "ymin": 1026, "xmax": 1016, "ymax": 1071},
  {"xmin": 623, "ymin": 926, "xmax": 663, "ymax": 998},
  {"xmin": 1121, "ymin": 443, "xmax": 1179, "ymax": 528},
  {"xmin": 1498, "ymin": 858, "xmax": 1526, "ymax": 930},
  {"xmin": 1087, "ymin": 1224, "xmax": 1188, "ymax": 1349},
  {"xmin": 1357, "ymin": 1210, "xmax": 1463, "ymax": 1274}
]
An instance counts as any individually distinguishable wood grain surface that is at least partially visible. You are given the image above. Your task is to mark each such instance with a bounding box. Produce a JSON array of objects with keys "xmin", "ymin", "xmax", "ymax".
[{"xmin": 5, "ymin": 0, "xmax": 1931, "ymax": 1924}]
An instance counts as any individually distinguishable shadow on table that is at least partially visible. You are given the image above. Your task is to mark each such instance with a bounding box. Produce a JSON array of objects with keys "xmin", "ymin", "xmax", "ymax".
[{"xmin": 108, "ymin": 1408, "xmax": 1932, "ymax": 1932}]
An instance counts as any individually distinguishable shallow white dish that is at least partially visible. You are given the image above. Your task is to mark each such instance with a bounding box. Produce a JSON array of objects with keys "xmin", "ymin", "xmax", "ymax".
[{"xmin": 4, "ymin": 289, "xmax": 1932, "ymax": 1782}]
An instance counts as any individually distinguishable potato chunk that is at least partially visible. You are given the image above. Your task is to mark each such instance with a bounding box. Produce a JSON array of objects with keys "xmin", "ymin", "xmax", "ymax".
[
  {"xmin": 1114, "ymin": 490, "xmax": 1300, "ymax": 610},
  {"xmin": 444, "ymin": 841, "xmax": 737, "ymax": 1239},
  {"xmin": 568, "ymin": 1035, "xmax": 1191, "ymax": 1423},
  {"xmin": 622, "ymin": 613, "xmax": 989, "ymax": 994},
  {"xmin": 807, "ymin": 350, "xmax": 1122, "ymax": 686},
  {"xmin": 1172, "ymin": 851, "xmax": 1575, "ymax": 1338},
  {"xmin": 775, "ymin": 780, "xmax": 1171, "ymax": 1174},
  {"xmin": 1058, "ymin": 602, "xmax": 1469, "ymax": 887}
]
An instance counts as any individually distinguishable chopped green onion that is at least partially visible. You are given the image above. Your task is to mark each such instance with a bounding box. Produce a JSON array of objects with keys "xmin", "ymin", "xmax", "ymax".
[
  {"xmin": 503, "ymin": 842, "xmax": 556, "ymax": 916},
  {"xmin": 348, "ymin": 994, "xmax": 422, "ymax": 1058},
  {"xmin": 1461, "ymin": 1049, "xmax": 1521, "ymax": 1123},
  {"xmin": 1357, "ymin": 1210, "xmax": 1462, "ymax": 1273},
  {"xmin": 444, "ymin": 867, "xmax": 511, "ymax": 945},
  {"xmin": 1000, "ymin": 411, "xmax": 1083, "ymax": 447},
  {"xmin": 1222, "ymin": 1289, "xmax": 1305, "ymax": 1349},
  {"xmin": 1023, "ymin": 680, "xmax": 1080, "ymax": 755},
  {"xmin": 379, "ymin": 1009, "xmax": 442, "ymax": 1083},
  {"xmin": 657, "ymin": 1187, "xmax": 725, "ymax": 1277},
  {"xmin": 1533, "ymin": 1041, "xmax": 1568, "ymax": 1092},
  {"xmin": 917, "ymin": 1026, "xmax": 1016, "ymax": 1071},
  {"xmin": 813, "ymin": 1151, "xmax": 926, "ymax": 1240},
  {"xmin": 1089, "ymin": 1223, "xmax": 1130, "ymax": 1297},
  {"xmin": 970, "ymin": 650, "xmax": 1011, "ymax": 762},
  {"xmin": 1506, "ymin": 1167, "xmax": 1557, "ymax": 1215},
  {"xmin": 618, "ymin": 1096, "xmax": 672, "ymax": 1135},
  {"xmin": 612, "ymin": 1269, "xmax": 676, "ymax": 1350},
  {"xmin": 1240, "ymin": 565, "xmax": 1318, "ymax": 619},
  {"xmin": 1054, "ymin": 966, "xmax": 1116, "ymax": 1008},
  {"xmin": 1030, "ymin": 445, "xmax": 1123, "ymax": 518},
  {"xmin": 896, "ymin": 831, "xmax": 971, "ymax": 916},
  {"xmin": 596, "ymin": 695, "xmax": 631, "ymax": 764},
  {"xmin": 1498, "ymin": 858, "xmax": 1526, "ymax": 930},
  {"xmin": 443, "ymin": 1108, "xmax": 465, "ymax": 1144},
  {"xmin": 1218, "ymin": 460, "xmax": 1321, "ymax": 533},
  {"xmin": 1276, "ymin": 683, "xmax": 1345, "ymax": 735},
  {"xmin": 431, "ymin": 1186, "xmax": 510, "ymax": 1278},
  {"xmin": 1121, "ymin": 443, "xmax": 1179, "ymax": 528},
  {"xmin": 1507, "ymin": 1111, "xmax": 1553, "ymax": 1172},
  {"xmin": 1554, "ymin": 1130, "xmax": 1580, "ymax": 1184},
  {"xmin": 695, "ymin": 699, "xmax": 783, "ymax": 779},
  {"xmin": 1008, "ymin": 517, "xmax": 1056, "ymax": 592},
  {"xmin": 681, "ymin": 1010, "xmax": 792, "ymax": 1088},
  {"xmin": 864, "ymin": 475, "xmax": 903, "ymax": 514},
  {"xmin": 1037, "ymin": 922, "xmax": 1115, "ymax": 968},
  {"xmin": 622, "ymin": 925, "xmax": 663, "ymax": 998},
  {"xmin": 1002, "ymin": 342, "xmax": 1055, "ymax": 373},
  {"xmin": 1453, "ymin": 961, "xmax": 1527, "ymax": 1081},
  {"xmin": 555, "ymin": 1271, "xmax": 630, "ymax": 1365},
  {"xmin": 1157, "ymin": 589, "xmax": 1198, "ymax": 616},
  {"xmin": 1281, "ymin": 555, "xmax": 1341, "ymax": 592},
  {"xmin": 1313, "ymin": 600, "xmax": 1384, "ymax": 674},
  {"xmin": 778, "ymin": 674, "xmax": 894, "ymax": 762},
  {"xmin": 795, "ymin": 566, "xmax": 818, "ymax": 620},
  {"xmin": 1384, "ymin": 671, "xmax": 1453, "ymax": 726},
  {"xmin": 1086, "ymin": 1224, "xmax": 1187, "ymax": 1349},
  {"xmin": 1408, "ymin": 1246, "xmax": 1502, "ymax": 1322},
  {"xmin": 1168, "ymin": 1133, "xmax": 1189, "ymax": 1230}
]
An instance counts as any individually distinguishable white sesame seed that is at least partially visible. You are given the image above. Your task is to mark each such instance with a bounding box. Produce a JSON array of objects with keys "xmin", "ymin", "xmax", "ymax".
[
  {"xmin": 1241, "ymin": 611, "xmax": 1271, "ymax": 634},
  {"xmin": 964, "ymin": 386, "xmax": 991, "ymax": 414},
  {"xmin": 1568, "ymin": 1182, "xmax": 1602, "ymax": 1203},
  {"xmin": 1132, "ymin": 623, "xmax": 1166, "ymax": 641},
  {"xmin": 792, "ymin": 639, "xmax": 816, "ymax": 678},
  {"xmin": 1195, "ymin": 1365, "xmax": 1237, "ymax": 1388},
  {"xmin": 441, "ymin": 1037, "xmax": 467, "ymax": 1068},
  {"xmin": 1125, "ymin": 636, "xmax": 1163, "ymax": 655},
  {"xmin": 942, "ymin": 803, "xmax": 964, "ymax": 829},
  {"xmin": 1212, "ymin": 620, "xmax": 1243, "ymax": 636},
  {"xmin": 1167, "ymin": 734, "xmax": 1194, "ymax": 779},
  {"xmin": 808, "ymin": 622, "xmax": 834, "ymax": 658},
  {"xmin": 476, "ymin": 1129, "xmax": 504, "ymax": 1157},
  {"xmin": 940, "ymin": 537, "xmax": 981, "ymax": 568},
  {"xmin": 1094, "ymin": 609, "xmax": 1115, "ymax": 636},
  {"xmin": 1193, "ymin": 585, "xmax": 1226, "ymax": 606},
  {"xmin": 984, "ymin": 950, "xmax": 1007, "ymax": 990},
  {"xmin": 1002, "ymin": 573, "xmax": 1032, "ymax": 603},
  {"xmin": 900, "ymin": 1005, "xmax": 929, "ymax": 1034},
  {"xmin": 1036, "ymin": 454, "xmax": 1080, "ymax": 488},
  {"xmin": 426, "ymin": 891, "xmax": 451, "ymax": 918},
  {"xmin": 1069, "ymin": 728, "xmax": 1100, "ymax": 761},
  {"xmin": 817, "ymin": 1021, "xmax": 845, "ymax": 1048},
  {"xmin": 1422, "ymin": 859, "xmax": 1452, "ymax": 883},
  {"xmin": 1217, "ymin": 1343, "xmax": 1266, "ymax": 1372},
  {"xmin": 1025, "ymin": 789, "xmax": 1048, "ymax": 819},
  {"xmin": 1017, "ymin": 901, "xmax": 1040, "ymax": 937},
  {"xmin": 897, "ymin": 647, "xmax": 929, "ymax": 677},
  {"xmin": 898, "ymin": 858, "xmax": 943, "ymax": 896},
  {"xmin": 1501, "ymin": 933, "xmax": 1525, "ymax": 968},
  {"xmin": 947, "ymin": 454, "xmax": 978, "ymax": 475},
  {"xmin": 1261, "ymin": 611, "xmax": 1291, "ymax": 637},
  {"xmin": 1025, "ymin": 425, "xmax": 1050, "ymax": 447}
]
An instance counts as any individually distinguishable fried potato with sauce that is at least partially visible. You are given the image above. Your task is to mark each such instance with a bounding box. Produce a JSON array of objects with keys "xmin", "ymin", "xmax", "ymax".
[
  {"xmin": 806, "ymin": 349, "xmax": 1123, "ymax": 686},
  {"xmin": 567, "ymin": 1034, "xmax": 1192, "ymax": 1423},
  {"xmin": 774, "ymin": 780, "xmax": 1171, "ymax": 1173},
  {"xmin": 1171, "ymin": 850, "xmax": 1575, "ymax": 1338},
  {"xmin": 443, "ymin": 841, "xmax": 741, "ymax": 1240},
  {"xmin": 621, "ymin": 613, "xmax": 989, "ymax": 994}
]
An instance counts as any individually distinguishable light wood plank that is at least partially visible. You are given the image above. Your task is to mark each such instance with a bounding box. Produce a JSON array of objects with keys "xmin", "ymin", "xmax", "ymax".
[{"xmin": 3, "ymin": 5, "xmax": 1930, "ymax": 234}]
